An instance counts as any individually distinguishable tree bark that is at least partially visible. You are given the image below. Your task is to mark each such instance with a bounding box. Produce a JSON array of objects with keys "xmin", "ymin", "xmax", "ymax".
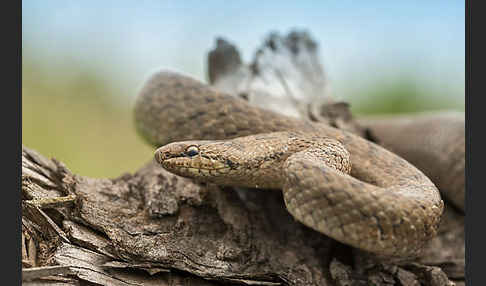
[{"xmin": 22, "ymin": 30, "xmax": 464, "ymax": 285}]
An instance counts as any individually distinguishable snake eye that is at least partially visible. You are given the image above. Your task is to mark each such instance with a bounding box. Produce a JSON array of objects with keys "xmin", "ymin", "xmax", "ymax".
[{"xmin": 185, "ymin": 146, "xmax": 199, "ymax": 157}]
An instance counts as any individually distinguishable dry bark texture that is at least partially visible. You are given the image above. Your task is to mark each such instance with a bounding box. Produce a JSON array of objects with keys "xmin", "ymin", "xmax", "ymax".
[{"xmin": 22, "ymin": 31, "xmax": 464, "ymax": 285}]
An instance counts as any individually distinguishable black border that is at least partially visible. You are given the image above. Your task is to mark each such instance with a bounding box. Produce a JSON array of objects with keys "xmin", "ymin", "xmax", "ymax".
[
  {"xmin": 465, "ymin": 0, "xmax": 472, "ymax": 284},
  {"xmin": 8, "ymin": 0, "xmax": 22, "ymax": 285}
]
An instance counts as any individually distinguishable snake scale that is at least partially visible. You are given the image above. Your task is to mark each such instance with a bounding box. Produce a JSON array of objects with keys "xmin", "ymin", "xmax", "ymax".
[{"xmin": 134, "ymin": 71, "xmax": 444, "ymax": 259}]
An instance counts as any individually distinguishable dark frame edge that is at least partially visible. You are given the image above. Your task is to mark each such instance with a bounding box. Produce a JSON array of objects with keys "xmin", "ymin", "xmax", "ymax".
[{"xmin": 465, "ymin": 0, "xmax": 472, "ymax": 285}]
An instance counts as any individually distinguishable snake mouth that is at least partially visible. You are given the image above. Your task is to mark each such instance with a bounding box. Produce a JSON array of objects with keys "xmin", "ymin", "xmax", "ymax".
[
  {"xmin": 160, "ymin": 157, "xmax": 232, "ymax": 179},
  {"xmin": 155, "ymin": 147, "xmax": 231, "ymax": 179}
]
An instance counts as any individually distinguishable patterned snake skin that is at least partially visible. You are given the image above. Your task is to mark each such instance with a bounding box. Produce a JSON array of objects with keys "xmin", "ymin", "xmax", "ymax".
[{"xmin": 134, "ymin": 71, "xmax": 444, "ymax": 259}]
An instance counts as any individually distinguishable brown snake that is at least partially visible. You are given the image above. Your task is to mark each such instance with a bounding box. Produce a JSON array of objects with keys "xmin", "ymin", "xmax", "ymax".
[
  {"xmin": 358, "ymin": 113, "xmax": 465, "ymax": 212},
  {"xmin": 134, "ymin": 71, "xmax": 444, "ymax": 259}
]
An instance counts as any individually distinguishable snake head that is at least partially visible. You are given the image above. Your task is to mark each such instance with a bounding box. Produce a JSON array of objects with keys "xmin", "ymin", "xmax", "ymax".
[
  {"xmin": 155, "ymin": 133, "xmax": 295, "ymax": 189},
  {"xmin": 155, "ymin": 140, "xmax": 238, "ymax": 182}
]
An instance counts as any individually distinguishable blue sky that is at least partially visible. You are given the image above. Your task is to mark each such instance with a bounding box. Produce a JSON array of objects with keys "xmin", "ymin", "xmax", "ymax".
[{"xmin": 22, "ymin": 1, "xmax": 465, "ymax": 103}]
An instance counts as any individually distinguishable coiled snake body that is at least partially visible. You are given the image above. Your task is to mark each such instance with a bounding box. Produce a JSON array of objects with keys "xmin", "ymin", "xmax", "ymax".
[{"xmin": 134, "ymin": 71, "xmax": 444, "ymax": 259}]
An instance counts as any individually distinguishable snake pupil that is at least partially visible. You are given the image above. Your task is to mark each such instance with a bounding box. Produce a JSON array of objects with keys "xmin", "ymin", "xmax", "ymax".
[{"xmin": 186, "ymin": 146, "xmax": 199, "ymax": 157}]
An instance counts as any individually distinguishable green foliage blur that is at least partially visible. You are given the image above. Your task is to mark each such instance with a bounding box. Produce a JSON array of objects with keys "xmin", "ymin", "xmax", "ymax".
[
  {"xmin": 22, "ymin": 58, "xmax": 154, "ymax": 178},
  {"xmin": 349, "ymin": 78, "xmax": 464, "ymax": 115},
  {"xmin": 22, "ymin": 57, "xmax": 464, "ymax": 178}
]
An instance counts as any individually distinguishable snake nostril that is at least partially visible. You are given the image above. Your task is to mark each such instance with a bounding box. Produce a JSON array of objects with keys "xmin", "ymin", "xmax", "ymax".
[{"xmin": 155, "ymin": 151, "xmax": 164, "ymax": 164}]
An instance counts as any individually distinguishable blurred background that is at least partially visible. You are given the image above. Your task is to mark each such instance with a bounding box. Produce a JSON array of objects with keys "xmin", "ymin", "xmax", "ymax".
[{"xmin": 22, "ymin": 1, "xmax": 465, "ymax": 178}]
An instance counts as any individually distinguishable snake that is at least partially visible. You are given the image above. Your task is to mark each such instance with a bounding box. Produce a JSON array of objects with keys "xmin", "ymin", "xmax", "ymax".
[
  {"xmin": 358, "ymin": 113, "xmax": 465, "ymax": 212},
  {"xmin": 134, "ymin": 71, "xmax": 444, "ymax": 259}
]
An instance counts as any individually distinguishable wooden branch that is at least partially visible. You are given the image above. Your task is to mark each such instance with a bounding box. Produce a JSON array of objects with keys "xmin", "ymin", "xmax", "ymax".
[
  {"xmin": 208, "ymin": 31, "xmax": 370, "ymax": 139},
  {"xmin": 21, "ymin": 30, "xmax": 464, "ymax": 286}
]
